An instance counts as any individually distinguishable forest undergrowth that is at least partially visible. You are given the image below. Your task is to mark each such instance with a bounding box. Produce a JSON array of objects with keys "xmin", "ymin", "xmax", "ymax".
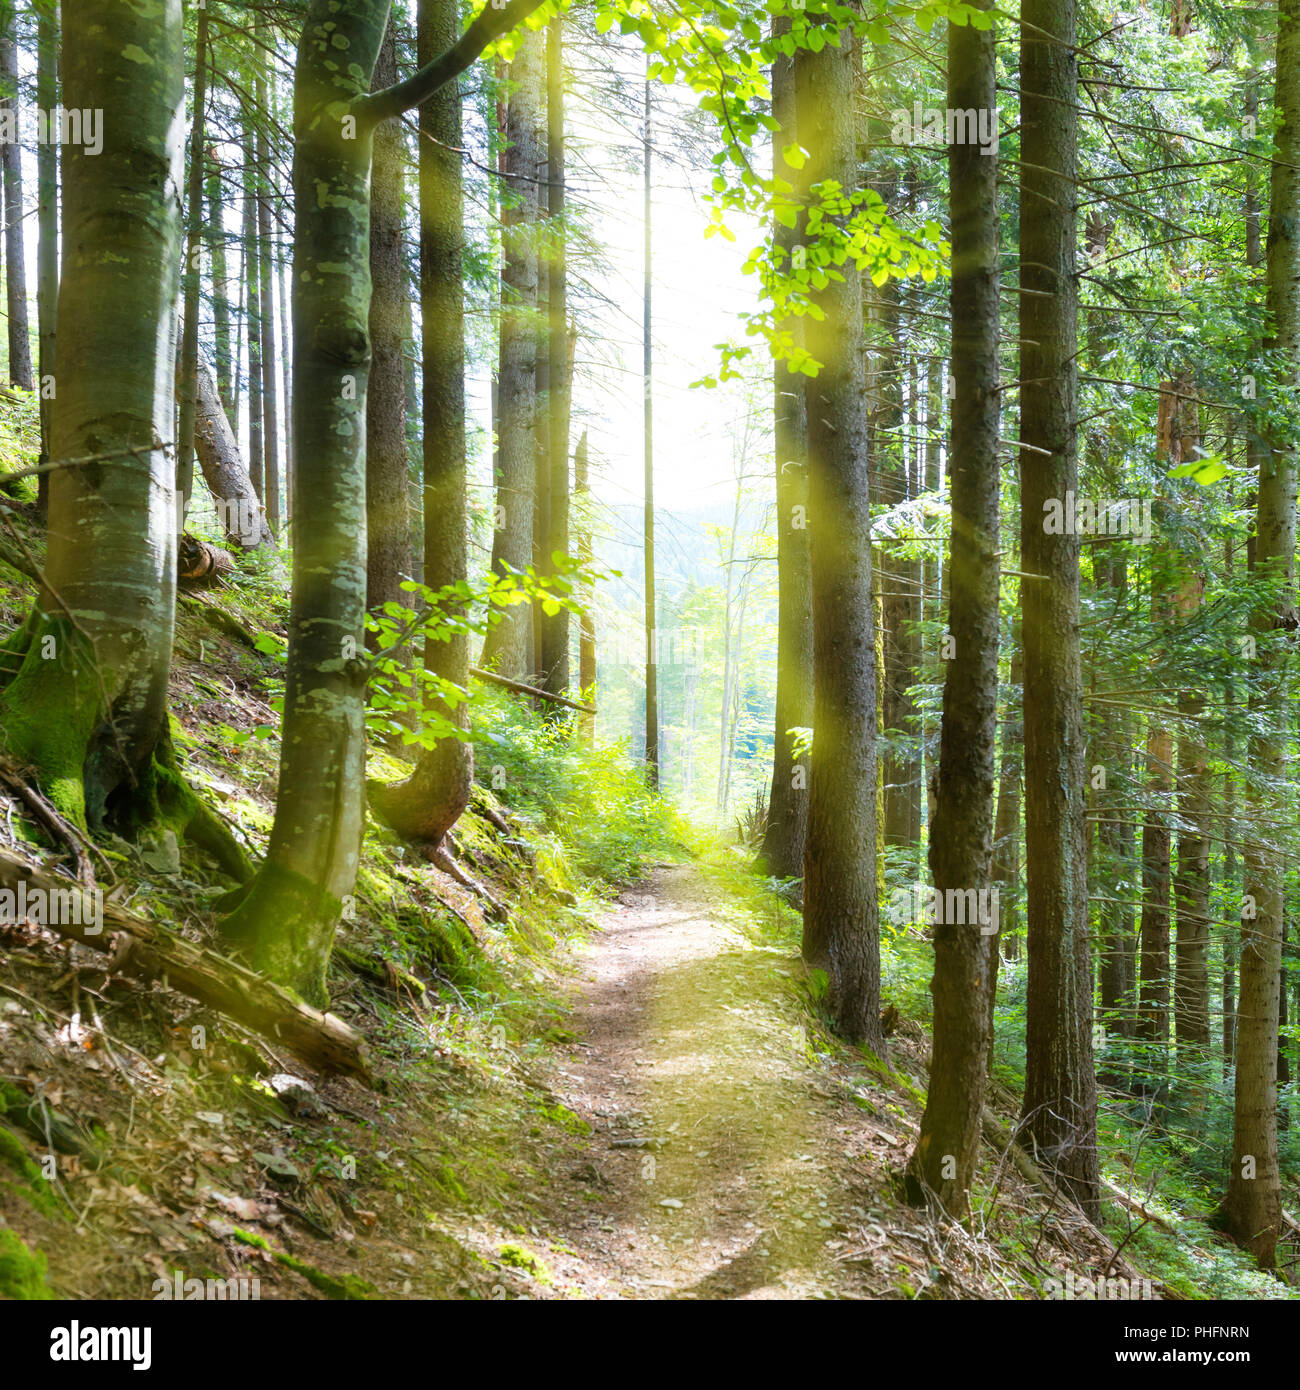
[{"xmin": 0, "ymin": 435, "xmax": 1290, "ymax": 1298}]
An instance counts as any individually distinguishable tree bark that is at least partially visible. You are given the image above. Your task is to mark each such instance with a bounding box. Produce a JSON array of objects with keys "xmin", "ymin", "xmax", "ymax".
[
  {"xmin": 372, "ymin": 0, "xmax": 474, "ymax": 847},
  {"xmin": 194, "ymin": 353, "xmax": 274, "ymax": 549},
  {"xmin": 365, "ymin": 16, "xmax": 411, "ymax": 615},
  {"xmin": 206, "ymin": 154, "xmax": 233, "ymax": 421},
  {"xmin": 1217, "ymin": 0, "xmax": 1298, "ymax": 1268},
  {"xmin": 540, "ymin": 16, "xmax": 571, "ymax": 697},
  {"xmin": 35, "ymin": 0, "xmax": 57, "ymax": 517},
  {"xmin": 642, "ymin": 74, "xmax": 658, "ymax": 785},
  {"xmin": 905, "ymin": 0, "xmax": 1000, "ymax": 1217},
  {"xmin": 0, "ymin": 849, "xmax": 372, "ymax": 1083},
  {"xmin": 219, "ymin": 0, "xmax": 548, "ymax": 998},
  {"xmin": 0, "ymin": 0, "xmax": 187, "ymax": 834},
  {"xmin": 242, "ymin": 106, "xmax": 263, "ymax": 500},
  {"xmin": 759, "ymin": 14, "xmax": 812, "ymax": 882},
  {"xmin": 256, "ymin": 65, "xmax": 281, "ymax": 536},
  {"xmin": 796, "ymin": 13, "xmax": 883, "ymax": 1051},
  {"xmin": 480, "ymin": 28, "xmax": 542, "ymax": 682},
  {"xmin": 575, "ymin": 428, "xmax": 596, "ymax": 742},
  {"xmin": 176, "ymin": 5, "xmax": 208, "ymax": 514},
  {"xmin": 1, "ymin": 11, "xmax": 33, "ymax": 391},
  {"xmin": 1018, "ymin": 0, "xmax": 1100, "ymax": 1220}
]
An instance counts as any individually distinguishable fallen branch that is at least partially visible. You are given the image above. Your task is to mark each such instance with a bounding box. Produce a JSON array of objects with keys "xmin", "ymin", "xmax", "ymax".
[
  {"xmin": 470, "ymin": 665, "xmax": 596, "ymax": 714},
  {"xmin": 0, "ymin": 847, "xmax": 375, "ymax": 1086},
  {"xmin": 0, "ymin": 760, "xmax": 100, "ymax": 885},
  {"xmin": 1100, "ymin": 1174, "xmax": 1178, "ymax": 1233}
]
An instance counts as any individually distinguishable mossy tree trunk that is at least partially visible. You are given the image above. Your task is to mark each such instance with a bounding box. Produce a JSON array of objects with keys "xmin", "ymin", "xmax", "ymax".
[
  {"xmin": 0, "ymin": 0, "xmax": 187, "ymax": 832},
  {"xmin": 222, "ymin": 0, "xmax": 545, "ymax": 1004}
]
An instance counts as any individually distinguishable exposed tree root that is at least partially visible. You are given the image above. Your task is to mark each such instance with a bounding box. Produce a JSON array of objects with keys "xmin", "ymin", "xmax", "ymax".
[{"xmin": 429, "ymin": 842, "xmax": 507, "ymax": 923}]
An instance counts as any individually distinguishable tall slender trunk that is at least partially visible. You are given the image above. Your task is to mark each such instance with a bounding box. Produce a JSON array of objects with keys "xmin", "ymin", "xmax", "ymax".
[
  {"xmin": 1217, "ymin": 0, "xmax": 1298, "ymax": 1267},
  {"xmin": 1, "ymin": 13, "xmax": 33, "ymax": 391},
  {"xmin": 206, "ymin": 156, "xmax": 233, "ymax": 420},
  {"xmin": 176, "ymin": 4, "xmax": 209, "ymax": 514},
  {"xmin": 275, "ymin": 77, "xmax": 294, "ymax": 519},
  {"xmin": 365, "ymin": 17, "xmax": 410, "ymax": 610},
  {"xmin": 256, "ymin": 66, "xmax": 281, "ymax": 536},
  {"xmin": 1094, "ymin": 555, "xmax": 1136, "ymax": 1042},
  {"xmin": 796, "ymin": 14, "xmax": 883, "ymax": 1050},
  {"xmin": 480, "ymin": 28, "xmax": 541, "ymax": 681},
  {"xmin": 243, "ymin": 107, "xmax": 263, "ymax": 500},
  {"xmin": 760, "ymin": 14, "xmax": 812, "ymax": 881},
  {"xmin": 532, "ymin": 240, "xmax": 549, "ymax": 685},
  {"xmin": 575, "ymin": 428, "xmax": 596, "ymax": 742},
  {"xmin": 540, "ymin": 16, "xmax": 571, "ymax": 697},
  {"xmin": 642, "ymin": 74, "xmax": 658, "ymax": 786},
  {"xmin": 372, "ymin": 0, "xmax": 473, "ymax": 846},
  {"xmin": 878, "ymin": 274, "xmax": 920, "ymax": 857},
  {"xmin": 35, "ymin": 0, "xmax": 57, "ymax": 517},
  {"xmin": 991, "ymin": 630, "xmax": 1023, "ymax": 958},
  {"xmin": 278, "ymin": 229, "xmax": 293, "ymax": 525},
  {"xmin": 905, "ymin": 0, "xmax": 999, "ymax": 1216},
  {"xmin": 1019, "ymin": 0, "xmax": 1099, "ymax": 1220}
]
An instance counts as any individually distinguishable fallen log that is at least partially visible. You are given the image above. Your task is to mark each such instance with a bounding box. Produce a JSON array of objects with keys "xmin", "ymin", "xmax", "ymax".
[
  {"xmin": 469, "ymin": 665, "xmax": 596, "ymax": 714},
  {"xmin": 0, "ymin": 848, "xmax": 374, "ymax": 1086},
  {"xmin": 179, "ymin": 531, "xmax": 235, "ymax": 589},
  {"xmin": 192, "ymin": 353, "xmax": 273, "ymax": 549}
]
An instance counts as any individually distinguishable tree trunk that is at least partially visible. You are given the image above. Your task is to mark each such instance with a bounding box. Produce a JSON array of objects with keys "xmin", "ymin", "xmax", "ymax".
[
  {"xmin": 905, "ymin": 0, "xmax": 999, "ymax": 1217},
  {"xmin": 796, "ymin": 15, "xmax": 883, "ymax": 1051},
  {"xmin": 1217, "ymin": 0, "xmax": 1298, "ymax": 1267},
  {"xmin": 480, "ymin": 28, "xmax": 542, "ymax": 682},
  {"xmin": 760, "ymin": 14, "xmax": 812, "ymax": 882},
  {"xmin": 877, "ymin": 275, "xmax": 920, "ymax": 859},
  {"xmin": 218, "ymin": 3, "xmax": 386, "ymax": 1004},
  {"xmin": 1094, "ymin": 554, "xmax": 1136, "ymax": 1043},
  {"xmin": 243, "ymin": 107, "xmax": 263, "ymax": 500},
  {"xmin": 575, "ymin": 428, "xmax": 596, "ymax": 742},
  {"xmin": 176, "ymin": 4, "xmax": 209, "ymax": 515},
  {"xmin": 540, "ymin": 16, "xmax": 571, "ymax": 697},
  {"xmin": 194, "ymin": 352, "xmax": 274, "ymax": 549},
  {"xmin": 642, "ymin": 74, "xmax": 658, "ymax": 786},
  {"xmin": 0, "ymin": 0, "xmax": 186, "ymax": 832},
  {"xmin": 256, "ymin": 66, "xmax": 281, "ymax": 536},
  {"xmin": 1018, "ymin": 0, "xmax": 1100, "ymax": 1221},
  {"xmin": 991, "ymin": 628, "xmax": 1023, "ymax": 959},
  {"xmin": 35, "ymin": 0, "xmax": 57, "ymax": 517},
  {"xmin": 206, "ymin": 155, "xmax": 233, "ymax": 421},
  {"xmin": 372, "ymin": 0, "xmax": 474, "ymax": 848},
  {"xmin": 365, "ymin": 17, "xmax": 411, "ymax": 616},
  {"xmin": 1, "ymin": 13, "xmax": 33, "ymax": 391}
]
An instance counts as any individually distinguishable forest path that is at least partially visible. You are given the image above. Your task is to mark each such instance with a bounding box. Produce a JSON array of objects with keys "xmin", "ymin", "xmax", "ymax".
[{"xmin": 534, "ymin": 863, "xmax": 884, "ymax": 1299}]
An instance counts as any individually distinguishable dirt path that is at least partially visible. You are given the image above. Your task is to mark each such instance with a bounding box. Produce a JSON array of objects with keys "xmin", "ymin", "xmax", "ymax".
[{"xmin": 535, "ymin": 863, "xmax": 890, "ymax": 1299}]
